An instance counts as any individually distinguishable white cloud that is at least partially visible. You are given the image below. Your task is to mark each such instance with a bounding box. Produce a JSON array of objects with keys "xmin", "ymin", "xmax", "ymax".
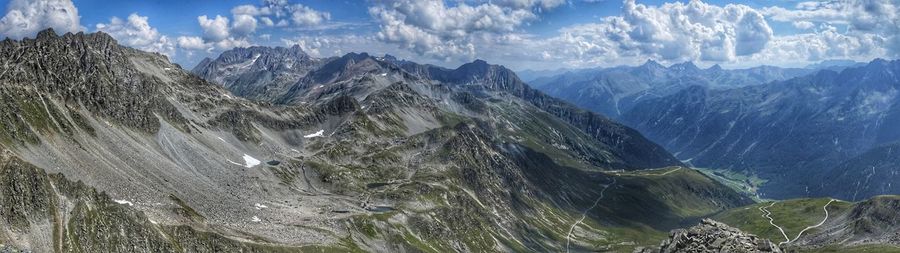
[
  {"xmin": 748, "ymin": 24, "xmax": 885, "ymax": 64},
  {"xmin": 231, "ymin": 4, "xmax": 268, "ymax": 16},
  {"xmin": 177, "ymin": 36, "xmax": 207, "ymax": 51},
  {"xmin": 176, "ymin": 35, "xmax": 251, "ymax": 52},
  {"xmin": 0, "ymin": 0, "xmax": 83, "ymax": 39},
  {"xmin": 176, "ymin": 0, "xmax": 331, "ymax": 57},
  {"xmin": 198, "ymin": 15, "xmax": 230, "ymax": 42},
  {"xmin": 518, "ymin": 0, "xmax": 775, "ymax": 66},
  {"xmin": 367, "ymin": 0, "xmax": 782, "ymax": 68},
  {"xmin": 289, "ymin": 4, "xmax": 331, "ymax": 26},
  {"xmin": 211, "ymin": 37, "xmax": 252, "ymax": 50},
  {"xmin": 793, "ymin": 21, "xmax": 815, "ymax": 30},
  {"xmin": 232, "ymin": 0, "xmax": 330, "ymax": 27},
  {"xmin": 479, "ymin": 0, "xmax": 567, "ymax": 10},
  {"xmin": 735, "ymin": 11, "xmax": 773, "ymax": 56},
  {"xmin": 260, "ymin": 17, "xmax": 274, "ymax": 27},
  {"xmin": 369, "ymin": 0, "xmax": 539, "ymax": 61},
  {"xmin": 762, "ymin": 0, "xmax": 900, "ymax": 57},
  {"xmin": 231, "ymin": 14, "xmax": 257, "ymax": 36},
  {"xmin": 95, "ymin": 13, "xmax": 174, "ymax": 56}
]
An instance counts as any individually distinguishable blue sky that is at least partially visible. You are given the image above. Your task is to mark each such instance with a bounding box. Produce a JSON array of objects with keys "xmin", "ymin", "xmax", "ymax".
[{"xmin": 0, "ymin": 0, "xmax": 898, "ymax": 71}]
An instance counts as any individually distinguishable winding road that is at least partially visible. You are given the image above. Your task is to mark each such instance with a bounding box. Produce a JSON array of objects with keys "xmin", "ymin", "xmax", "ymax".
[
  {"xmin": 791, "ymin": 199, "xmax": 836, "ymax": 243},
  {"xmin": 759, "ymin": 199, "xmax": 836, "ymax": 246},
  {"xmin": 566, "ymin": 177, "xmax": 616, "ymax": 253},
  {"xmin": 759, "ymin": 202, "xmax": 791, "ymax": 245}
]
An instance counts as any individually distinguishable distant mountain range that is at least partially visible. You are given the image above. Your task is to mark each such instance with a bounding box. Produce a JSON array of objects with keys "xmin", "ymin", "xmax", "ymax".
[
  {"xmin": 528, "ymin": 60, "xmax": 813, "ymax": 118},
  {"xmin": 624, "ymin": 59, "xmax": 900, "ymax": 200},
  {"xmin": 805, "ymin": 59, "xmax": 867, "ymax": 72},
  {"xmin": 531, "ymin": 57, "xmax": 900, "ymax": 201}
]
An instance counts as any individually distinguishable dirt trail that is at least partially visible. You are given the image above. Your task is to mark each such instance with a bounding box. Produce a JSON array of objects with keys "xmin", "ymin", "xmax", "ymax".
[
  {"xmin": 791, "ymin": 199, "xmax": 836, "ymax": 243},
  {"xmin": 566, "ymin": 177, "xmax": 616, "ymax": 253},
  {"xmin": 759, "ymin": 202, "xmax": 791, "ymax": 245},
  {"xmin": 760, "ymin": 199, "xmax": 836, "ymax": 246}
]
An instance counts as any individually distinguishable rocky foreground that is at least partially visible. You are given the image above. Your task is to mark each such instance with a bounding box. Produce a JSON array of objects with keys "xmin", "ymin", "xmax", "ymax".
[{"xmin": 636, "ymin": 219, "xmax": 782, "ymax": 253}]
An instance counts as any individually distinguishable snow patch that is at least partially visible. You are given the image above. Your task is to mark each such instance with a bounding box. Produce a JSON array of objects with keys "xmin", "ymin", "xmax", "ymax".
[
  {"xmin": 380, "ymin": 73, "xmax": 387, "ymax": 77},
  {"xmin": 304, "ymin": 130, "xmax": 325, "ymax": 138},
  {"xmin": 251, "ymin": 216, "xmax": 261, "ymax": 222},
  {"xmin": 255, "ymin": 203, "xmax": 268, "ymax": 209},
  {"xmin": 242, "ymin": 154, "xmax": 261, "ymax": 168},
  {"xmin": 113, "ymin": 199, "xmax": 134, "ymax": 206}
]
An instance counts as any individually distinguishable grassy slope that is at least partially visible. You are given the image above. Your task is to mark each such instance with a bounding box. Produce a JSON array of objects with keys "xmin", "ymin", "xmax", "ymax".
[{"xmin": 714, "ymin": 198, "xmax": 851, "ymax": 244}]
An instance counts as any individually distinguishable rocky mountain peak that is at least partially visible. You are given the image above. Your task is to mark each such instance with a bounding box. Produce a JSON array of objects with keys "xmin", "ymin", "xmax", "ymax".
[
  {"xmin": 636, "ymin": 219, "xmax": 782, "ymax": 253},
  {"xmin": 669, "ymin": 61, "xmax": 700, "ymax": 73},
  {"xmin": 35, "ymin": 28, "xmax": 59, "ymax": 40},
  {"xmin": 634, "ymin": 59, "xmax": 668, "ymax": 77},
  {"xmin": 641, "ymin": 59, "xmax": 664, "ymax": 69}
]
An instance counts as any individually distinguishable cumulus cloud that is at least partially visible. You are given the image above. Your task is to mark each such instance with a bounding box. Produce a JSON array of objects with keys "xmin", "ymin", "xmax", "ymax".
[
  {"xmin": 367, "ymin": 0, "xmax": 783, "ymax": 67},
  {"xmin": 0, "ymin": 0, "xmax": 83, "ymax": 39},
  {"xmin": 793, "ymin": 21, "xmax": 815, "ymax": 30},
  {"xmin": 494, "ymin": 0, "xmax": 774, "ymax": 67},
  {"xmin": 749, "ymin": 24, "xmax": 885, "ymax": 64},
  {"xmin": 735, "ymin": 11, "xmax": 773, "ymax": 56},
  {"xmin": 487, "ymin": 0, "xmax": 567, "ymax": 10},
  {"xmin": 232, "ymin": 0, "xmax": 330, "ymax": 27},
  {"xmin": 178, "ymin": 0, "xmax": 330, "ymax": 55},
  {"xmin": 176, "ymin": 35, "xmax": 252, "ymax": 53},
  {"xmin": 95, "ymin": 13, "xmax": 174, "ymax": 56},
  {"xmin": 260, "ymin": 17, "xmax": 275, "ymax": 27},
  {"xmin": 176, "ymin": 36, "xmax": 207, "ymax": 51},
  {"xmin": 198, "ymin": 15, "xmax": 230, "ymax": 42},
  {"xmin": 231, "ymin": 14, "xmax": 258, "ymax": 36},
  {"xmin": 289, "ymin": 4, "xmax": 331, "ymax": 26},
  {"xmin": 369, "ymin": 0, "xmax": 540, "ymax": 61},
  {"xmin": 762, "ymin": 0, "xmax": 900, "ymax": 57}
]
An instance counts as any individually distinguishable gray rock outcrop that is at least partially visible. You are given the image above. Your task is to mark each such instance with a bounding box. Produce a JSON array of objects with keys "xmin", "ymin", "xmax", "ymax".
[{"xmin": 636, "ymin": 219, "xmax": 782, "ymax": 253}]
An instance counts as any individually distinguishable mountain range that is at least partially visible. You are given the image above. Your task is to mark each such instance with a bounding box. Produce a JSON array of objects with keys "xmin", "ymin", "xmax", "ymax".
[
  {"xmin": 527, "ymin": 57, "xmax": 900, "ymax": 202},
  {"xmin": 1, "ymin": 28, "xmax": 899, "ymax": 252},
  {"xmin": 529, "ymin": 61, "xmax": 813, "ymax": 118},
  {"xmin": 623, "ymin": 59, "xmax": 900, "ymax": 200},
  {"xmin": 0, "ymin": 29, "xmax": 747, "ymax": 252}
]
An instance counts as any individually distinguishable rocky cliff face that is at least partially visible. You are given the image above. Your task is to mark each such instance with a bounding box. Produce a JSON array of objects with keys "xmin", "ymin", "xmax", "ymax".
[
  {"xmin": 191, "ymin": 45, "xmax": 321, "ymax": 100},
  {"xmin": 637, "ymin": 219, "xmax": 782, "ymax": 253},
  {"xmin": 0, "ymin": 28, "xmax": 188, "ymax": 135}
]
